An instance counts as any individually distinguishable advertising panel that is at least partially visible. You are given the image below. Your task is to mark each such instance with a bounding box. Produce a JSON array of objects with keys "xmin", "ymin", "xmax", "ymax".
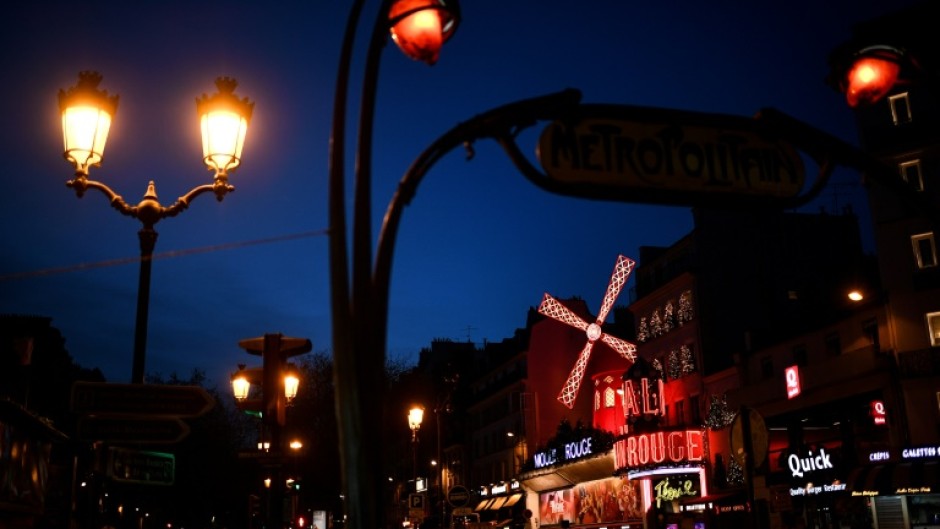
[{"xmin": 538, "ymin": 476, "xmax": 643, "ymax": 526}]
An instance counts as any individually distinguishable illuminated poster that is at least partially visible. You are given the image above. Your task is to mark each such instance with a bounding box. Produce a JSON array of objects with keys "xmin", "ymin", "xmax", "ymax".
[{"xmin": 538, "ymin": 476, "xmax": 643, "ymax": 525}]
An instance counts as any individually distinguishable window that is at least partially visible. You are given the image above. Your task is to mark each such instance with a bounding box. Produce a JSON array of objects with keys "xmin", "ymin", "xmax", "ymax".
[
  {"xmin": 760, "ymin": 356, "xmax": 773, "ymax": 380},
  {"xmin": 927, "ymin": 312, "xmax": 940, "ymax": 347},
  {"xmin": 889, "ymin": 92, "xmax": 912, "ymax": 125},
  {"xmin": 675, "ymin": 400, "xmax": 685, "ymax": 426},
  {"xmin": 899, "ymin": 159, "xmax": 924, "ymax": 191},
  {"xmin": 825, "ymin": 332, "xmax": 842, "ymax": 357},
  {"xmin": 604, "ymin": 387, "xmax": 616, "ymax": 408},
  {"xmin": 792, "ymin": 345, "xmax": 808, "ymax": 366},
  {"xmin": 912, "ymin": 232, "xmax": 938, "ymax": 269},
  {"xmin": 690, "ymin": 394, "xmax": 701, "ymax": 424}
]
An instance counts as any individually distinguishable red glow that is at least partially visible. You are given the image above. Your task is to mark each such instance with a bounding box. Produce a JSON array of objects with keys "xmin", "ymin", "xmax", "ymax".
[
  {"xmin": 389, "ymin": 0, "xmax": 444, "ymax": 65},
  {"xmin": 845, "ymin": 56, "xmax": 900, "ymax": 107}
]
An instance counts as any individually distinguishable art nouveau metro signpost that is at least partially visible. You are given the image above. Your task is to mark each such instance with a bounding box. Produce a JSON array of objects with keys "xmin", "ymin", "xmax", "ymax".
[{"xmin": 534, "ymin": 104, "xmax": 808, "ymax": 208}]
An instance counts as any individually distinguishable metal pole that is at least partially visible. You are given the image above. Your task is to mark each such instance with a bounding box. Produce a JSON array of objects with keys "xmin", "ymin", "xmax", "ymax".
[{"xmin": 131, "ymin": 227, "xmax": 157, "ymax": 384}]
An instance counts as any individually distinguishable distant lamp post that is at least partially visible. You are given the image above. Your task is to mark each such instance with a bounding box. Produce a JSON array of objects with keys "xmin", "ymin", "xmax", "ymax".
[
  {"xmin": 58, "ymin": 71, "xmax": 255, "ymax": 384},
  {"xmin": 408, "ymin": 406, "xmax": 424, "ymax": 483}
]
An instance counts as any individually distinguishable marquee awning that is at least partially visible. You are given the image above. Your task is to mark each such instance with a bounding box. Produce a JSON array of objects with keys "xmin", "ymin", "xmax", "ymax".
[
  {"xmin": 503, "ymin": 493, "xmax": 524, "ymax": 507},
  {"xmin": 474, "ymin": 498, "xmax": 494, "ymax": 512},
  {"xmin": 846, "ymin": 461, "xmax": 940, "ymax": 495}
]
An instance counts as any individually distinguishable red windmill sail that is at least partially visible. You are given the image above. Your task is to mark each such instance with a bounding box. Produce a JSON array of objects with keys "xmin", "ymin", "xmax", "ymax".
[{"xmin": 539, "ymin": 255, "xmax": 638, "ymax": 408}]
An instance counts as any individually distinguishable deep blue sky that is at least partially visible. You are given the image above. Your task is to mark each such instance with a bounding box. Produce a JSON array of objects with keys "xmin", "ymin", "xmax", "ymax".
[{"xmin": 1, "ymin": 1, "xmax": 914, "ymax": 388}]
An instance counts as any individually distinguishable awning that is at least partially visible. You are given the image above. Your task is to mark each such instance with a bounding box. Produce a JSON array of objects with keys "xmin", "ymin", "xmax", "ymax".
[
  {"xmin": 503, "ymin": 493, "xmax": 524, "ymax": 507},
  {"xmin": 488, "ymin": 496, "xmax": 508, "ymax": 510},
  {"xmin": 474, "ymin": 498, "xmax": 494, "ymax": 512},
  {"xmin": 846, "ymin": 462, "xmax": 940, "ymax": 495}
]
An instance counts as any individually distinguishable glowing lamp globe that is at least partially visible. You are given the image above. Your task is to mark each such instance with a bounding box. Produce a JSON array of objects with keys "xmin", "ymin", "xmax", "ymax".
[
  {"xmin": 196, "ymin": 77, "xmax": 255, "ymax": 177},
  {"xmin": 284, "ymin": 371, "xmax": 300, "ymax": 401},
  {"xmin": 388, "ymin": 0, "xmax": 460, "ymax": 65},
  {"xmin": 845, "ymin": 55, "xmax": 900, "ymax": 108},
  {"xmin": 59, "ymin": 71, "xmax": 119, "ymax": 176},
  {"xmin": 232, "ymin": 372, "xmax": 251, "ymax": 401},
  {"xmin": 408, "ymin": 406, "xmax": 424, "ymax": 431}
]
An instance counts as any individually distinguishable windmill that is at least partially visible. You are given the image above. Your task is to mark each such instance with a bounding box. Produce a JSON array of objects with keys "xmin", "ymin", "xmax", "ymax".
[{"xmin": 539, "ymin": 255, "xmax": 638, "ymax": 408}]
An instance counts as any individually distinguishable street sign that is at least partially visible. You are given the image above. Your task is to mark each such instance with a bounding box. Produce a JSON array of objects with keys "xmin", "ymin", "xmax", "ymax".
[
  {"xmin": 78, "ymin": 415, "xmax": 191, "ymax": 444},
  {"xmin": 409, "ymin": 493, "xmax": 426, "ymax": 510},
  {"xmin": 108, "ymin": 447, "xmax": 175, "ymax": 485},
  {"xmin": 71, "ymin": 382, "xmax": 215, "ymax": 417},
  {"xmin": 447, "ymin": 485, "xmax": 471, "ymax": 507},
  {"xmin": 535, "ymin": 104, "xmax": 806, "ymax": 207}
]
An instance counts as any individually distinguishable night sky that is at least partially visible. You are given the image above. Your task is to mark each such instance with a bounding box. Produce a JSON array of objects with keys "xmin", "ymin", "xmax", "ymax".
[{"xmin": 0, "ymin": 1, "xmax": 916, "ymax": 388}]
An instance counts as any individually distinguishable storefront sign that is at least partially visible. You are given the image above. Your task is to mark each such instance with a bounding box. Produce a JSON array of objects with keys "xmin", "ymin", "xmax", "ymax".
[
  {"xmin": 785, "ymin": 366, "xmax": 801, "ymax": 399},
  {"xmin": 870, "ymin": 400, "xmax": 886, "ymax": 425},
  {"xmin": 902, "ymin": 445, "xmax": 940, "ymax": 460},
  {"xmin": 533, "ymin": 436, "xmax": 595, "ymax": 469},
  {"xmin": 622, "ymin": 377, "xmax": 665, "ymax": 418},
  {"xmin": 652, "ymin": 475, "xmax": 699, "ymax": 509},
  {"xmin": 788, "ymin": 448, "xmax": 833, "ymax": 478},
  {"xmin": 614, "ymin": 429, "xmax": 706, "ymax": 468}
]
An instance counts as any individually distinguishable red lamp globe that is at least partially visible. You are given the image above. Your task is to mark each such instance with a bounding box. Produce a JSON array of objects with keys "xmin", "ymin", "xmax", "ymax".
[
  {"xmin": 845, "ymin": 54, "xmax": 901, "ymax": 107},
  {"xmin": 388, "ymin": 0, "xmax": 460, "ymax": 65}
]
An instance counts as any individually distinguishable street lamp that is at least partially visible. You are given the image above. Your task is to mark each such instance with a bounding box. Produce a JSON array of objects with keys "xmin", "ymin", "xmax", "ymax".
[
  {"xmin": 408, "ymin": 405, "xmax": 424, "ymax": 483},
  {"xmin": 58, "ymin": 71, "xmax": 254, "ymax": 384}
]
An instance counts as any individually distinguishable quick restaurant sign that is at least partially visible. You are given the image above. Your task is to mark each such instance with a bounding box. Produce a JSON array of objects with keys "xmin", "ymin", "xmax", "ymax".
[{"xmin": 536, "ymin": 104, "xmax": 805, "ymax": 206}]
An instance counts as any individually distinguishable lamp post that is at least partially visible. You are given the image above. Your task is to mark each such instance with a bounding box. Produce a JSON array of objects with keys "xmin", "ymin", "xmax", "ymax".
[
  {"xmin": 408, "ymin": 405, "xmax": 424, "ymax": 485},
  {"xmin": 326, "ymin": 3, "xmax": 582, "ymax": 529},
  {"xmin": 58, "ymin": 71, "xmax": 254, "ymax": 384},
  {"xmin": 233, "ymin": 333, "xmax": 312, "ymax": 529}
]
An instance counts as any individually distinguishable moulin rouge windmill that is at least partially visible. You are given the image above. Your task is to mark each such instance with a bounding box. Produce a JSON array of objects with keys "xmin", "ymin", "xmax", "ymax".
[{"xmin": 539, "ymin": 254, "xmax": 638, "ymax": 408}]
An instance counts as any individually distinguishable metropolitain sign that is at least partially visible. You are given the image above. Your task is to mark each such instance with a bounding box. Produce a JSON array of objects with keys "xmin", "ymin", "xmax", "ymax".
[
  {"xmin": 535, "ymin": 104, "xmax": 805, "ymax": 208},
  {"xmin": 614, "ymin": 428, "xmax": 706, "ymax": 469}
]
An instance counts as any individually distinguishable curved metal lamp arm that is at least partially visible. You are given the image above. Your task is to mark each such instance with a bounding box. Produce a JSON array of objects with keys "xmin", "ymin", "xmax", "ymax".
[
  {"xmin": 66, "ymin": 174, "xmax": 138, "ymax": 218},
  {"xmin": 371, "ymin": 88, "xmax": 582, "ymax": 354}
]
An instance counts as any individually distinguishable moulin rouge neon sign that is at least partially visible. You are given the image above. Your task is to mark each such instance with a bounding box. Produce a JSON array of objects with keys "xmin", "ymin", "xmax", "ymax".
[{"xmin": 614, "ymin": 429, "xmax": 706, "ymax": 468}]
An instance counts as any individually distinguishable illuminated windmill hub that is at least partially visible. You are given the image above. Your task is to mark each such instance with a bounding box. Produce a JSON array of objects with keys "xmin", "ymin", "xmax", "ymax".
[
  {"xmin": 539, "ymin": 254, "xmax": 638, "ymax": 409},
  {"xmin": 587, "ymin": 323, "xmax": 602, "ymax": 342}
]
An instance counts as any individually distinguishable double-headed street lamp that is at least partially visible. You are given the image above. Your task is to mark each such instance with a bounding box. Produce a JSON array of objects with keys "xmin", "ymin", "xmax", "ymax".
[{"xmin": 58, "ymin": 71, "xmax": 254, "ymax": 384}]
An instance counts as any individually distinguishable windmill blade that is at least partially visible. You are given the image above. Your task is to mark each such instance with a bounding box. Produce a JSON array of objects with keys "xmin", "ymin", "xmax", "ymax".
[
  {"xmin": 596, "ymin": 255, "xmax": 636, "ymax": 323},
  {"xmin": 538, "ymin": 293, "xmax": 588, "ymax": 331},
  {"xmin": 557, "ymin": 341, "xmax": 595, "ymax": 409},
  {"xmin": 601, "ymin": 333, "xmax": 638, "ymax": 361}
]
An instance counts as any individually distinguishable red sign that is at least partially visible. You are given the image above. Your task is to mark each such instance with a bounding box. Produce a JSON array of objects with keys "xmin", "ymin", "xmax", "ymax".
[
  {"xmin": 785, "ymin": 366, "xmax": 801, "ymax": 399},
  {"xmin": 871, "ymin": 400, "xmax": 887, "ymax": 425},
  {"xmin": 613, "ymin": 429, "xmax": 706, "ymax": 468}
]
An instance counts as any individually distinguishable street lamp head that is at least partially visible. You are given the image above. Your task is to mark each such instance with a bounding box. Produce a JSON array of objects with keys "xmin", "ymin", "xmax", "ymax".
[
  {"xmin": 231, "ymin": 365, "xmax": 252, "ymax": 401},
  {"xmin": 388, "ymin": 0, "xmax": 460, "ymax": 65},
  {"xmin": 842, "ymin": 46, "xmax": 903, "ymax": 108},
  {"xmin": 59, "ymin": 71, "xmax": 119, "ymax": 177},
  {"xmin": 283, "ymin": 367, "xmax": 300, "ymax": 402},
  {"xmin": 408, "ymin": 405, "xmax": 424, "ymax": 432},
  {"xmin": 196, "ymin": 76, "xmax": 254, "ymax": 179}
]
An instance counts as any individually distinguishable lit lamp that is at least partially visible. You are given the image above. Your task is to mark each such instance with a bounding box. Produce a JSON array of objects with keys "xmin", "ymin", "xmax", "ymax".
[
  {"xmin": 843, "ymin": 47, "xmax": 902, "ymax": 107},
  {"xmin": 388, "ymin": 0, "xmax": 460, "ymax": 65},
  {"xmin": 232, "ymin": 365, "xmax": 252, "ymax": 401},
  {"xmin": 284, "ymin": 366, "xmax": 301, "ymax": 403},
  {"xmin": 58, "ymin": 71, "xmax": 255, "ymax": 384},
  {"xmin": 408, "ymin": 406, "xmax": 424, "ymax": 484}
]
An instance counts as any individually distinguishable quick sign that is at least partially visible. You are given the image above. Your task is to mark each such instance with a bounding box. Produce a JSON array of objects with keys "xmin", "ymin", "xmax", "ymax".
[
  {"xmin": 536, "ymin": 104, "xmax": 805, "ymax": 207},
  {"xmin": 785, "ymin": 366, "xmax": 801, "ymax": 399},
  {"xmin": 871, "ymin": 400, "xmax": 886, "ymax": 425}
]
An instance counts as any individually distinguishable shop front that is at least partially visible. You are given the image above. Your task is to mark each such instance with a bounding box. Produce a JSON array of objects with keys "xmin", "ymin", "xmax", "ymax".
[{"xmin": 843, "ymin": 445, "xmax": 940, "ymax": 528}]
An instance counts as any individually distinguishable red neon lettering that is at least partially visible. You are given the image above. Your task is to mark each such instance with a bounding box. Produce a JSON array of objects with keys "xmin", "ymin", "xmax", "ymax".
[
  {"xmin": 650, "ymin": 432, "xmax": 666, "ymax": 463},
  {"xmin": 623, "ymin": 380, "xmax": 640, "ymax": 417},
  {"xmin": 668, "ymin": 431, "xmax": 684, "ymax": 461},
  {"xmin": 686, "ymin": 429, "xmax": 704, "ymax": 461},
  {"xmin": 614, "ymin": 429, "xmax": 708, "ymax": 469}
]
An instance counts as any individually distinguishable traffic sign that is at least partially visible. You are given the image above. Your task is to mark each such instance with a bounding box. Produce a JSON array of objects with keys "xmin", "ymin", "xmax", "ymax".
[
  {"xmin": 71, "ymin": 382, "xmax": 215, "ymax": 417},
  {"xmin": 447, "ymin": 485, "xmax": 471, "ymax": 507},
  {"xmin": 78, "ymin": 415, "xmax": 191, "ymax": 444},
  {"xmin": 108, "ymin": 447, "xmax": 175, "ymax": 485}
]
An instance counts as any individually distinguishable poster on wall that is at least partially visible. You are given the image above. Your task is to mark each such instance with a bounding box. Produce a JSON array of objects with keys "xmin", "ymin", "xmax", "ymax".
[{"xmin": 538, "ymin": 476, "xmax": 644, "ymax": 526}]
